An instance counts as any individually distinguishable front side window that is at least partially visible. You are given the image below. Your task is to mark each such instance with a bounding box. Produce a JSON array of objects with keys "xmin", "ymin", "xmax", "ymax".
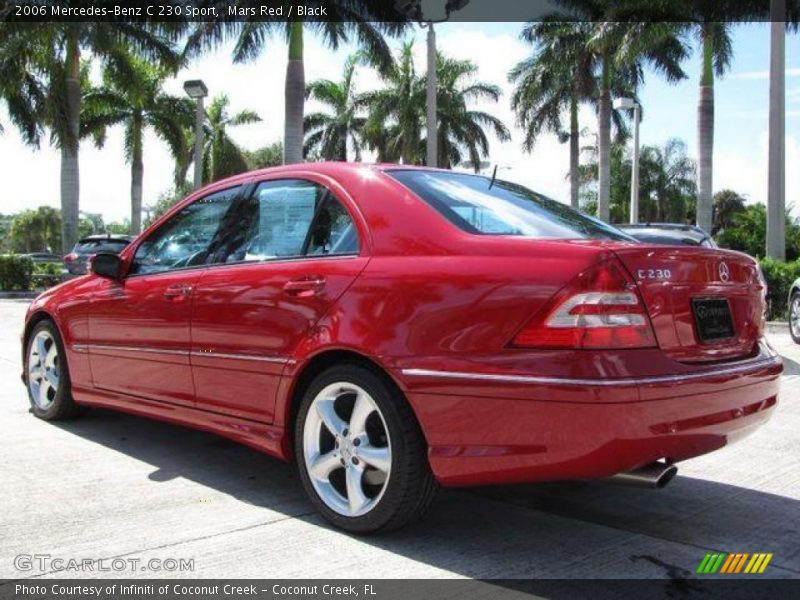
[
  {"xmin": 388, "ymin": 169, "xmax": 634, "ymax": 241},
  {"xmin": 131, "ymin": 186, "xmax": 241, "ymax": 275}
]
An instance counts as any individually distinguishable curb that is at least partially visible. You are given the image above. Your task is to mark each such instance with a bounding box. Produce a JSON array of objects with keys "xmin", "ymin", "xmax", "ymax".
[
  {"xmin": 0, "ymin": 292, "xmax": 39, "ymax": 300},
  {"xmin": 766, "ymin": 321, "xmax": 789, "ymax": 334}
]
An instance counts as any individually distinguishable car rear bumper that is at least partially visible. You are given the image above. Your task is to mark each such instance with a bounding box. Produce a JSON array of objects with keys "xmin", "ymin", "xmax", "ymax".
[{"xmin": 396, "ymin": 344, "xmax": 782, "ymax": 487}]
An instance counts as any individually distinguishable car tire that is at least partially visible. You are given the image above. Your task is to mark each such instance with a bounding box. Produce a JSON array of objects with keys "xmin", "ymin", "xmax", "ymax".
[
  {"xmin": 25, "ymin": 320, "xmax": 85, "ymax": 421},
  {"xmin": 791, "ymin": 292, "xmax": 800, "ymax": 344},
  {"xmin": 294, "ymin": 364, "xmax": 437, "ymax": 533}
]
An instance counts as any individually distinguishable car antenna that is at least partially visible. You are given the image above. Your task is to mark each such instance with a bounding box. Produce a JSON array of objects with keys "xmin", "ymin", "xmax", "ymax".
[{"xmin": 488, "ymin": 164, "xmax": 498, "ymax": 190}]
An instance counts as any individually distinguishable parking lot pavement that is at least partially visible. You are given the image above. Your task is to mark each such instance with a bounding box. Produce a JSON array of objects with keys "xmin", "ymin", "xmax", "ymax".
[{"xmin": 0, "ymin": 298, "xmax": 798, "ymax": 581}]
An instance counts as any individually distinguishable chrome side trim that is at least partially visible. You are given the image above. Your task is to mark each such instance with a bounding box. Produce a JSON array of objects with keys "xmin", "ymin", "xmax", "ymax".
[
  {"xmin": 400, "ymin": 355, "xmax": 781, "ymax": 388},
  {"xmin": 78, "ymin": 343, "xmax": 293, "ymax": 364},
  {"xmin": 192, "ymin": 350, "xmax": 290, "ymax": 364},
  {"xmin": 84, "ymin": 344, "xmax": 190, "ymax": 357}
]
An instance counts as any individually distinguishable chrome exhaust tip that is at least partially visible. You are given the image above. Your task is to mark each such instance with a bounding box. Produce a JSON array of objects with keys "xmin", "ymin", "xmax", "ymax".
[{"xmin": 608, "ymin": 461, "xmax": 678, "ymax": 489}]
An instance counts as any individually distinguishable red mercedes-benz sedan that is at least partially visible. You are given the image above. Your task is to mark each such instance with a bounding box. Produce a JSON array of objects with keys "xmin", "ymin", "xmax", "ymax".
[{"xmin": 21, "ymin": 163, "xmax": 782, "ymax": 532}]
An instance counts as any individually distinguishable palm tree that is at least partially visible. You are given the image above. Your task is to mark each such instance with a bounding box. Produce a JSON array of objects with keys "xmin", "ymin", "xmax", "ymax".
[
  {"xmin": 360, "ymin": 42, "xmax": 423, "ymax": 164},
  {"xmin": 554, "ymin": 2, "xmax": 688, "ymax": 222},
  {"xmin": 172, "ymin": 95, "xmax": 261, "ymax": 186},
  {"xmin": 0, "ymin": 23, "xmax": 179, "ymax": 251},
  {"xmin": 432, "ymin": 54, "xmax": 511, "ymax": 170},
  {"xmin": 511, "ymin": 20, "xmax": 601, "ymax": 209},
  {"xmin": 201, "ymin": 95, "xmax": 262, "ymax": 184},
  {"xmin": 639, "ymin": 138, "xmax": 697, "ymax": 222},
  {"xmin": 579, "ymin": 138, "xmax": 696, "ymax": 223},
  {"xmin": 185, "ymin": 3, "xmax": 408, "ymax": 165},
  {"xmin": 0, "ymin": 28, "xmax": 44, "ymax": 148},
  {"xmin": 361, "ymin": 43, "xmax": 509, "ymax": 170},
  {"xmin": 82, "ymin": 56, "xmax": 194, "ymax": 234},
  {"xmin": 304, "ymin": 53, "xmax": 367, "ymax": 161}
]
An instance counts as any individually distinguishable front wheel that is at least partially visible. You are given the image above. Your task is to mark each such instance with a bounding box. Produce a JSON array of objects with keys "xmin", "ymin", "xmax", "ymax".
[
  {"xmin": 25, "ymin": 320, "xmax": 84, "ymax": 420},
  {"xmin": 295, "ymin": 364, "xmax": 437, "ymax": 533},
  {"xmin": 790, "ymin": 293, "xmax": 800, "ymax": 344}
]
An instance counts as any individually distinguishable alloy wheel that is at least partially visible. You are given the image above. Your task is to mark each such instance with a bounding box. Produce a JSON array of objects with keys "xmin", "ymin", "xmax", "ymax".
[
  {"xmin": 28, "ymin": 330, "xmax": 60, "ymax": 410},
  {"xmin": 302, "ymin": 382, "xmax": 392, "ymax": 517},
  {"xmin": 791, "ymin": 297, "xmax": 800, "ymax": 340}
]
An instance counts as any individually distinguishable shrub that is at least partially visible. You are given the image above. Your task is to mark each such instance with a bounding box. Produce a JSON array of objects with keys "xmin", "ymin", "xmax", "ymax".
[
  {"xmin": 0, "ymin": 254, "xmax": 34, "ymax": 291},
  {"xmin": 759, "ymin": 257, "xmax": 800, "ymax": 320}
]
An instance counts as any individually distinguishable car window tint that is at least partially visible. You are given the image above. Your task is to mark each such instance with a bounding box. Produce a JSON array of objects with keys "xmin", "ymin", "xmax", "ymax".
[
  {"xmin": 234, "ymin": 179, "xmax": 358, "ymax": 263},
  {"xmin": 240, "ymin": 180, "xmax": 322, "ymax": 261},
  {"xmin": 131, "ymin": 186, "xmax": 241, "ymax": 274},
  {"xmin": 388, "ymin": 170, "xmax": 634, "ymax": 241},
  {"xmin": 306, "ymin": 195, "xmax": 359, "ymax": 256}
]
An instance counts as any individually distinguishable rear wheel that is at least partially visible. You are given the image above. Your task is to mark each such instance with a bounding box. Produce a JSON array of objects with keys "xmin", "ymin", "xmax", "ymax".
[
  {"xmin": 790, "ymin": 292, "xmax": 800, "ymax": 344},
  {"xmin": 295, "ymin": 364, "xmax": 437, "ymax": 533},
  {"xmin": 25, "ymin": 320, "xmax": 84, "ymax": 420}
]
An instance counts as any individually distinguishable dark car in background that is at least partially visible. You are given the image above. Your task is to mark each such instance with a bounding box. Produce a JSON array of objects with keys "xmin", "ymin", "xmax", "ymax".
[
  {"xmin": 63, "ymin": 234, "xmax": 132, "ymax": 276},
  {"xmin": 617, "ymin": 223, "xmax": 717, "ymax": 248}
]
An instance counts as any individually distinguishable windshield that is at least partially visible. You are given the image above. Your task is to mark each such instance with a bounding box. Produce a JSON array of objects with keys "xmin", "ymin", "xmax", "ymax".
[{"xmin": 388, "ymin": 170, "xmax": 634, "ymax": 241}]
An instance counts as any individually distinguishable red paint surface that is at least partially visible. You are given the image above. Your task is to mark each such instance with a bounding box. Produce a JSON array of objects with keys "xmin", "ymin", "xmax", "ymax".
[{"xmin": 22, "ymin": 163, "xmax": 781, "ymax": 487}]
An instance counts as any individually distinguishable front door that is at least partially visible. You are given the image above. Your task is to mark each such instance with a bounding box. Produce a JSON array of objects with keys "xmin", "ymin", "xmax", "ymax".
[
  {"xmin": 88, "ymin": 184, "xmax": 243, "ymax": 406},
  {"xmin": 190, "ymin": 178, "xmax": 368, "ymax": 421}
]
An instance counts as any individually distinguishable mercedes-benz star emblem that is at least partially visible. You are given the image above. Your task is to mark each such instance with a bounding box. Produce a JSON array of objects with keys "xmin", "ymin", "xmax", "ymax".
[{"xmin": 719, "ymin": 262, "xmax": 730, "ymax": 282}]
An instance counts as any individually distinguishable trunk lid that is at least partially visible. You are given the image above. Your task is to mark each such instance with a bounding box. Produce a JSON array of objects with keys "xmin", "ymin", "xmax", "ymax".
[{"xmin": 612, "ymin": 246, "xmax": 765, "ymax": 363}]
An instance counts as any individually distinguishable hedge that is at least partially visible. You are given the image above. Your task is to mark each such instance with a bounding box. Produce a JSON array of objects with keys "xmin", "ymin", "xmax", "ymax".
[
  {"xmin": 759, "ymin": 257, "xmax": 800, "ymax": 321},
  {"xmin": 0, "ymin": 254, "xmax": 34, "ymax": 291}
]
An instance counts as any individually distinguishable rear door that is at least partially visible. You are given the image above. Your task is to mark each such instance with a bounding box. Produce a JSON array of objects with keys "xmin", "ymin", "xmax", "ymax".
[
  {"xmin": 613, "ymin": 246, "xmax": 765, "ymax": 363},
  {"xmin": 190, "ymin": 177, "xmax": 368, "ymax": 422},
  {"xmin": 88, "ymin": 185, "xmax": 243, "ymax": 405}
]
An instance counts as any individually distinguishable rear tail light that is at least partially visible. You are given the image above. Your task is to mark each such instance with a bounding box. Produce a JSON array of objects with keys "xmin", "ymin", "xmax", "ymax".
[
  {"xmin": 63, "ymin": 253, "xmax": 78, "ymax": 263},
  {"xmin": 512, "ymin": 255, "xmax": 657, "ymax": 349}
]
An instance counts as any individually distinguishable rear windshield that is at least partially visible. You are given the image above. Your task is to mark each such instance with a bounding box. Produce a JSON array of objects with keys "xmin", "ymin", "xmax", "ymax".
[
  {"xmin": 622, "ymin": 230, "xmax": 703, "ymax": 246},
  {"xmin": 388, "ymin": 170, "xmax": 633, "ymax": 241},
  {"xmin": 76, "ymin": 240, "xmax": 129, "ymax": 254}
]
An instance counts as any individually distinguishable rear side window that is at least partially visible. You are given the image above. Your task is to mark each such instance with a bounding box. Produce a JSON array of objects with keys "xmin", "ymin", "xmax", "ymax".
[
  {"xmin": 228, "ymin": 179, "xmax": 359, "ymax": 263},
  {"xmin": 388, "ymin": 170, "xmax": 633, "ymax": 241}
]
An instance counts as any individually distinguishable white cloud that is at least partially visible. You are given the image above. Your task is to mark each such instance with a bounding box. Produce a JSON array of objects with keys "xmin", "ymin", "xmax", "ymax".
[{"xmin": 715, "ymin": 131, "xmax": 800, "ymax": 212}]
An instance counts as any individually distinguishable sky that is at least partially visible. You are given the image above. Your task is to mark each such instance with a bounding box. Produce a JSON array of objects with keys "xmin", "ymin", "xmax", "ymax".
[{"xmin": 0, "ymin": 22, "xmax": 798, "ymax": 223}]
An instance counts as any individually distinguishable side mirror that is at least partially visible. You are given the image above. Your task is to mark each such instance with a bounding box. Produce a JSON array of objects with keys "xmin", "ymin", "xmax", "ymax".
[{"xmin": 90, "ymin": 252, "xmax": 124, "ymax": 280}]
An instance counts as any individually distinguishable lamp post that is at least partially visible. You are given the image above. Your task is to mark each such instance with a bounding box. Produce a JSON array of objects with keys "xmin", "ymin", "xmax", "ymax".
[
  {"xmin": 183, "ymin": 79, "xmax": 208, "ymax": 190},
  {"xmin": 766, "ymin": 0, "xmax": 786, "ymax": 260},
  {"xmin": 394, "ymin": 1, "xmax": 469, "ymax": 168},
  {"xmin": 426, "ymin": 22, "xmax": 437, "ymax": 168},
  {"xmin": 614, "ymin": 97, "xmax": 641, "ymax": 224}
]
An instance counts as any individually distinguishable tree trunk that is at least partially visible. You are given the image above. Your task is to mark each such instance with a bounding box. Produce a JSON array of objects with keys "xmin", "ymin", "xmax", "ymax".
[
  {"xmin": 696, "ymin": 25, "xmax": 714, "ymax": 235},
  {"xmin": 61, "ymin": 35, "xmax": 81, "ymax": 254},
  {"xmin": 569, "ymin": 98, "xmax": 579, "ymax": 210},
  {"xmin": 597, "ymin": 52, "xmax": 611, "ymax": 222},
  {"xmin": 130, "ymin": 116, "xmax": 144, "ymax": 235},
  {"xmin": 284, "ymin": 22, "xmax": 305, "ymax": 165}
]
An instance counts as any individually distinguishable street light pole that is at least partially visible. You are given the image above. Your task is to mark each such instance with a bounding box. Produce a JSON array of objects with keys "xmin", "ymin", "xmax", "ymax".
[
  {"xmin": 767, "ymin": 0, "xmax": 786, "ymax": 260},
  {"xmin": 630, "ymin": 103, "xmax": 641, "ymax": 224},
  {"xmin": 614, "ymin": 97, "xmax": 641, "ymax": 223},
  {"xmin": 183, "ymin": 79, "xmax": 208, "ymax": 190},
  {"xmin": 426, "ymin": 22, "xmax": 437, "ymax": 168},
  {"xmin": 394, "ymin": 1, "xmax": 469, "ymax": 169}
]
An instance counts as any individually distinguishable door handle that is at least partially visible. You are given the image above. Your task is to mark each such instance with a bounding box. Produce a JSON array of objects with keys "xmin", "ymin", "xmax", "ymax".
[
  {"xmin": 163, "ymin": 284, "xmax": 193, "ymax": 301},
  {"xmin": 283, "ymin": 276, "xmax": 326, "ymax": 297}
]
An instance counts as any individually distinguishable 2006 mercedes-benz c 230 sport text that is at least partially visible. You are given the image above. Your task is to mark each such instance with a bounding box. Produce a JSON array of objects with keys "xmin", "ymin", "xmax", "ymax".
[{"xmin": 21, "ymin": 163, "xmax": 782, "ymax": 532}]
